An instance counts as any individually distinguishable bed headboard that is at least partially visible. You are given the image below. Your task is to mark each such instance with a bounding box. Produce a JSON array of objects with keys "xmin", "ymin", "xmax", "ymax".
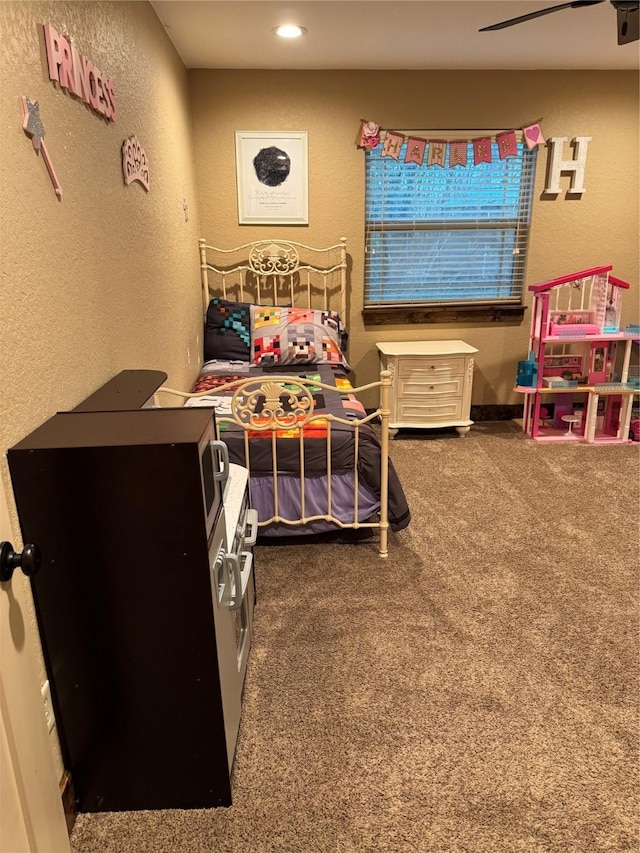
[{"xmin": 199, "ymin": 237, "xmax": 348, "ymax": 321}]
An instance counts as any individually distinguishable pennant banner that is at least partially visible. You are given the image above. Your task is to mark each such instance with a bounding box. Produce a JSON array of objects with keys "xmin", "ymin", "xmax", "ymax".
[
  {"xmin": 522, "ymin": 121, "xmax": 545, "ymax": 150},
  {"xmin": 427, "ymin": 140, "xmax": 447, "ymax": 168},
  {"xmin": 382, "ymin": 131, "xmax": 404, "ymax": 160},
  {"xmin": 473, "ymin": 136, "xmax": 492, "ymax": 165},
  {"xmin": 404, "ymin": 137, "xmax": 426, "ymax": 165},
  {"xmin": 356, "ymin": 119, "xmax": 545, "ymax": 167},
  {"xmin": 496, "ymin": 129, "xmax": 518, "ymax": 159},
  {"xmin": 449, "ymin": 140, "xmax": 467, "ymax": 168},
  {"xmin": 357, "ymin": 120, "xmax": 381, "ymax": 150}
]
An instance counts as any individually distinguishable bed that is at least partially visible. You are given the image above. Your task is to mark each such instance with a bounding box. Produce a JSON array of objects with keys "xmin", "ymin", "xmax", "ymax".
[{"xmin": 154, "ymin": 237, "xmax": 410, "ymax": 557}]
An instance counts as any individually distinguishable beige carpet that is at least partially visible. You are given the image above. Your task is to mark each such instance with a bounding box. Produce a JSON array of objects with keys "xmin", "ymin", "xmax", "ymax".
[{"xmin": 71, "ymin": 422, "xmax": 639, "ymax": 853}]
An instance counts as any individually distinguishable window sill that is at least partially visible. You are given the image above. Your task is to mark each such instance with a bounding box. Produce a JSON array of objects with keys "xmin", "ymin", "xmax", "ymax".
[{"xmin": 362, "ymin": 304, "xmax": 527, "ymax": 325}]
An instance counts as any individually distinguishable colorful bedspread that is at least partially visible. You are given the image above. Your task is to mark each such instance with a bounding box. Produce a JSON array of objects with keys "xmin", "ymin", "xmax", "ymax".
[{"xmin": 190, "ymin": 361, "xmax": 411, "ymax": 532}]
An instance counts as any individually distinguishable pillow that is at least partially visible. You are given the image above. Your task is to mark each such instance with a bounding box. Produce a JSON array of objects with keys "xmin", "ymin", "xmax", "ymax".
[
  {"xmin": 250, "ymin": 306, "xmax": 348, "ymax": 367},
  {"xmin": 204, "ymin": 299, "xmax": 251, "ymax": 362}
]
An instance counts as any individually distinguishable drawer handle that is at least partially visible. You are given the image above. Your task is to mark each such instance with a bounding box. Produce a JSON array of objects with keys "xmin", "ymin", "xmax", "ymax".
[
  {"xmin": 224, "ymin": 553, "xmax": 242, "ymax": 610},
  {"xmin": 430, "ymin": 365, "xmax": 435, "ymax": 370},
  {"xmin": 429, "ymin": 385, "xmax": 435, "ymax": 391},
  {"xmin": 244, "ymin": 509, "xmax": 259, "ymax": 546}
]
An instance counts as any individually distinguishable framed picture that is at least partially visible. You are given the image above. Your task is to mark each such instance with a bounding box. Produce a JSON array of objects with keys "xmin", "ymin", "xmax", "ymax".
[{"xmin": 235, "ymin": 131, "xmax": 308, "ymax": 225}]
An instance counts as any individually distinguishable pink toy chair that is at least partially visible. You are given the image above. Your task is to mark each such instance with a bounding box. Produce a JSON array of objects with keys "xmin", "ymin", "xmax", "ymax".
[{"xmin": 539, "ymin": 406, "xmax": 551, "ymax": 429}]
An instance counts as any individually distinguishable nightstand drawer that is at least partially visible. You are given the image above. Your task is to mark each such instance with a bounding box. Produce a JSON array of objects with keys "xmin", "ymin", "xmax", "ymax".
[
  {"xmin": 397, "ymin": 357, "xmax": 465, "ymax": 378},
  {"xmin": 397, "ymin": 398, "xmax": 463, "ymax": 423},
  {"xmin": 399, "ymin": 377, "xmax": 463, "ymax": 398}
]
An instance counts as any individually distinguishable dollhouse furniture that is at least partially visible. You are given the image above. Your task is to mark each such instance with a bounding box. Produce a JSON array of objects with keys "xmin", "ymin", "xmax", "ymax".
[
  {"xmin": 561, "ymin": 414, "xmax": 581, "ymax": 435},
  {"xmin": 516, "ymin": 265, "xmax": 639, "ymax": 443},
  {"xmin": 376, "ymin": 340, "xmax": 478, "ymax": 436}
]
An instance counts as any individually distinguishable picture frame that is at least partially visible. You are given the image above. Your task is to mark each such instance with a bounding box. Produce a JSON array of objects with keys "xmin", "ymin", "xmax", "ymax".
[{"xmin": 235, "ymin": 131, "xmax": 308, "ymax": 225}]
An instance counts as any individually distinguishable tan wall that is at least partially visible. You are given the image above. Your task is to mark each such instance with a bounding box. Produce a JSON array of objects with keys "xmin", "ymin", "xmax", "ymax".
[
  {"xmin": 190, "ymin": 69, "xmax": 639, "ymax": 407},
  {"xmin": 0, "ymin": 1, "xmax": 202, "ymax": 456},
  {"xmin": 0, "ymin": 0, "xmax": 200, "ymax": 780}
]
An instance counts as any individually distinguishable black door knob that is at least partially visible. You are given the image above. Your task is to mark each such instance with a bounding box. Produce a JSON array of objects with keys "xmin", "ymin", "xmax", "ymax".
[{"xmin": 0, "ymin": 541, "xmax": 42, "ymax": 582}]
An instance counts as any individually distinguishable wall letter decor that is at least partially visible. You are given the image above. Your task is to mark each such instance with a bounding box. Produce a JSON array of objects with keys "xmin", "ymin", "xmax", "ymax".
[
  {"xmin": 43, "ymin": 23, "xmax": 118, "ymax": 122},
  {"xmin": 544, "ymin": 136, "xmax": 592, "ymax": 196}
]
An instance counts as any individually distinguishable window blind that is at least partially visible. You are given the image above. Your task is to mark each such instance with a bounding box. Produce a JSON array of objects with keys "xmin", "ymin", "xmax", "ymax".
[{"xmin": 364, "ymin": 133, "xmax": 537, "ymax": 307}]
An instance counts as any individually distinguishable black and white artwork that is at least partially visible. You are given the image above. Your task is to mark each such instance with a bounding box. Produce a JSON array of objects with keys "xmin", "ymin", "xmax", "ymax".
[{"xmin": 235, "ymin": 132, "xmax": 308, "ymax": 225}]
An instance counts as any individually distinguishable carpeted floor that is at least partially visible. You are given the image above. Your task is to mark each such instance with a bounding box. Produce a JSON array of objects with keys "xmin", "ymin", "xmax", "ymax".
[{"xmin": 70, "ymin": 422, "xmax": 639, "ymax": 853}]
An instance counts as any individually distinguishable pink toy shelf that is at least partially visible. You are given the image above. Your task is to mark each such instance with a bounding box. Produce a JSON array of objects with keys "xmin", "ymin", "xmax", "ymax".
[{"xmin": 516, "ymin": 266, "xmax": 639, "ymax": 444}]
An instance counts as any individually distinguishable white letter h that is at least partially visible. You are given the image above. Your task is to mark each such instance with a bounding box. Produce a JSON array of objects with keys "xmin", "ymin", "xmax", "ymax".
[{"xmin": 544, "ymin": 136, "xmax": 592, "ymax": 195}]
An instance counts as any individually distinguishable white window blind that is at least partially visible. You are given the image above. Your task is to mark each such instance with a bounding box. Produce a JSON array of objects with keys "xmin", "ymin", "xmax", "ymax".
[{"xmin": 364, "ymin": 132, "xmax": 537, "ymax": 308}]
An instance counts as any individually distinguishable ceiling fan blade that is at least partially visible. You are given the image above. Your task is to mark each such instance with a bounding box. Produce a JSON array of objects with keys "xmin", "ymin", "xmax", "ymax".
[
  {"xmin": 479, "ymin": 0, "xmax": 605, "ymax": 32},
  {"xmin": 615, "ymin": 3, "xmax": 640, "ymax": 43}
]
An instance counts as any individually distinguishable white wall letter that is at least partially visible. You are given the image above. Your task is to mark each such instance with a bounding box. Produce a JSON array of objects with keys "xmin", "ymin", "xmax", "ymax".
[{"xmin": 544, "ymin": 136, "xmax": 592, "ymax": 196}]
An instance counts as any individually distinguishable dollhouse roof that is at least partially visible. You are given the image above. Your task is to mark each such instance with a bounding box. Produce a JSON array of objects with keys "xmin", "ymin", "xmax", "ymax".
[
  {"xmin": 608, "ymin": 275, "xmax": 631, "ymax": 290},
  {"xmin": 528, "ymin": 265, "xmax": 630, "ymax": 293}
]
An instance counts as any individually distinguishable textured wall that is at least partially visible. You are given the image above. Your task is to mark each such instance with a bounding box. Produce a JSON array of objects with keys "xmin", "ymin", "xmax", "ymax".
[
  {"xmin": 190, "ymin": 69, "xmax": 639, "ymax": 407},
  {"xmin": 0, "ymin": 1, "xmax": 201, "ymax": 781},
  {"xmin": 0, "ymin": 1, "xmax": 202, "ymax": 454}
]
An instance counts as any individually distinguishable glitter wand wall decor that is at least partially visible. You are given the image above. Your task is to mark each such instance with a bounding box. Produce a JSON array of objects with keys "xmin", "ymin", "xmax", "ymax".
[{"xmin": 22, "ymin": 96, "xmax": 62, "ymax": 198}]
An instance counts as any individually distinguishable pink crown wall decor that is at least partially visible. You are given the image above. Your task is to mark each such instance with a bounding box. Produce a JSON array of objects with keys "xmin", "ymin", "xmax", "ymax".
[{"xmin": 122, "ymin": 135, "xmax": 149, "ymax": 191}]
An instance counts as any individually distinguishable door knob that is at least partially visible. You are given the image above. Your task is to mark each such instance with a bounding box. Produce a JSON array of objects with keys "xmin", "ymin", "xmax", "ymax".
[{"xmin": 0, "ymin": 541, "xmax": 41, "ymax": 582}]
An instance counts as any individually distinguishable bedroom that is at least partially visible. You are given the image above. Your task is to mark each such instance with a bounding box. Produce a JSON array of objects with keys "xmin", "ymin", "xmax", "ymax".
[{"xmin": 0, "ymin": 1, "xmax": 638, "ymax": 851}]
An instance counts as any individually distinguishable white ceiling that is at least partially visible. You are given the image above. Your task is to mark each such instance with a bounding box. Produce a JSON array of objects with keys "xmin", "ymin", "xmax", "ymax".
[{"xmin": 150, "ymin": 1, "xmax": 639, "ymax": 71}]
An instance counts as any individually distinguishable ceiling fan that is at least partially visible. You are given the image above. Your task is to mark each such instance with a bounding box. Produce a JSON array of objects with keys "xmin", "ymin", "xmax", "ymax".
[{"xmin": 479, "ymin": 0, "xmax": 639, "ymax": 45}]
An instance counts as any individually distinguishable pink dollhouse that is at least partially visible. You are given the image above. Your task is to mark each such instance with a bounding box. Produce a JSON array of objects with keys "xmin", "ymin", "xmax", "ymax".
[{"xmin": 516, "ymin": 265, "xmax": 639, "ymax": 443}]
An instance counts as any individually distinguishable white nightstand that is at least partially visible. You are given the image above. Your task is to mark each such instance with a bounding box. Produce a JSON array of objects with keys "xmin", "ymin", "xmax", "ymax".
[{"xmin": 376, "ymin": 340, "xmax": 478, "ymax": 437}]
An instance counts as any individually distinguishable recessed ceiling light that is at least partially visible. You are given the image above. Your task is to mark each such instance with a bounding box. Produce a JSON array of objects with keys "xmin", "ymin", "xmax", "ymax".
[{"xmin": 273, "ymin": 24, "xmax": 307, "ymax": 39}]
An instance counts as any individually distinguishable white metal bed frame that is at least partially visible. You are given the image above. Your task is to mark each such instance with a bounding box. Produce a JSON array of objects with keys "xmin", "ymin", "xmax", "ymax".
[
  {"xmin": 198, "ymin": 236, "xmax": 348, "ymax": 319},
  {"xmin": 155, "ymin": 237, "xmax": 394, "ymax": 558}
]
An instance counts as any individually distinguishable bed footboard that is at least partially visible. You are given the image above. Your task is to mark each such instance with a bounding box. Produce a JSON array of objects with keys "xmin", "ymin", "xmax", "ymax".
[{"xmin": 154, "ymin": 370, "xmax": 394, "ymax": 557}]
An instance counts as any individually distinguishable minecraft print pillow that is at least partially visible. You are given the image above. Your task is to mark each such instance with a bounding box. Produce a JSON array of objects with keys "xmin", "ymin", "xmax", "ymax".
[
  {"xmin": 204, "ymin": 299, "xmax": 252, "ymax": 362},
  {"xmin": 250, "ymin": 306, "xmax": 348, "ymax": 367}
]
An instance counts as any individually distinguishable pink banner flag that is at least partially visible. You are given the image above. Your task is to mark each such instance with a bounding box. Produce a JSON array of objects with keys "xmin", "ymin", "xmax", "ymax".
[
  {"xmin": 448, "ymin": 140, "xmax": 468, "ymax": 167},
  {"xmin": 521, "ymin": 121, "xmax": 545, "ymax": 150},
  {"xmin": 473, "ymin": 136, "xmax": 492, "ymax": 165},
  {"xmin": 496, "ymin": 130, "xmax": 518, "ymax": 159},
  {"xmin": 382, "ymin": 131, "xmax": 404, "ymax": 160},
  {"xmin": 404, "ymin": 137, "xmax": 426, "ymax": 165},
  {"xmin": 357, "ymin": 120, "xmax": 380, "ymax": 150},
  {"xmin": 427, "ymin": 140, "xmax": 447, "ymax": 167}
]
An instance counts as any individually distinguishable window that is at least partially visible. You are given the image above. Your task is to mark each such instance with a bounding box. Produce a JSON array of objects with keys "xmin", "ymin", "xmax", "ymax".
[{"xmin": 364, "ymin": 134, "xmax": 537, "ymax": 312}]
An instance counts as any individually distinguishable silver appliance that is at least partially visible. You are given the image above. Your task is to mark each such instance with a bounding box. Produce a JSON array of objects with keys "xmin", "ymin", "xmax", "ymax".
[{"xmin": 210, "ymin": 463, "xmax": 257, "ymax": 770}]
